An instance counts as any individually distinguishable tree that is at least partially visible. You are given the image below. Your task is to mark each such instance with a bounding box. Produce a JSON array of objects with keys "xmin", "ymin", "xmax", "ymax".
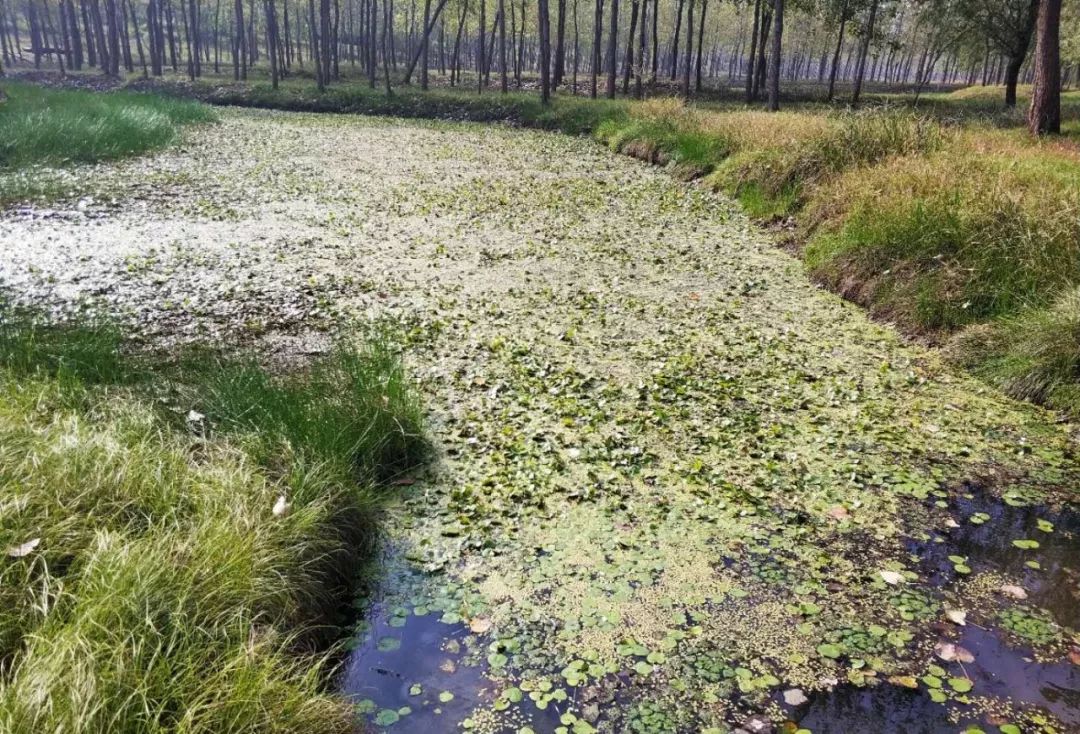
[
  {"xmin": 962, "ymin": 0, "xmax": 1039, "ymax": 105},
  {"xmin": 604, "ymin": 0, "xmax": 617, "ymax": 96},
  {"xmin": 538, "ymin": 0, "xmax": 552, "ymax": 100},
  {"xmin": 850, "ymin": 0, "xmax": 878, "ymax": 104},
  {"xmin": 1029, "ymin": 0, "xmax": 1061, "ymax": 133},
  {"xmin": 767, "ymin": 0, "xmax": 783, "ymax": 109},
  {"xmin": 590, "ymin": 0, "xmax": 602, "ymax": 96}
]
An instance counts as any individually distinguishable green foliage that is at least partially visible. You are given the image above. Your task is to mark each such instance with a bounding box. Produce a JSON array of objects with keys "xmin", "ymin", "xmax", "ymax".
[
  {"xmin": 181, "ymin": 332, "xmax": 428, "ymax": 484},
  {"xmin": 949, "ymin": 287, "xmax": 1080, "ymax": 414},
  {"xmin": 0, "ymin": 308, "xmax": 425, "ymax": 733},
  {"xmin": 0, "ymin": 81, "xmax": 215, "ymax": 167},
  {"xmin": 0, "ymin": 301, "xmax": 131, "ymax": 385}
]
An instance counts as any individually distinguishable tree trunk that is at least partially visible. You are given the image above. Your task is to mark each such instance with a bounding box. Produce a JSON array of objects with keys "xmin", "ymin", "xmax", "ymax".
[
  {"xmin": 1028, "ymin": 0, "xmax": 1061, "ymax": 134},
  {"xmin": 694, "ymin": 0, "xmax": 705, "ymax": 92},
  {"xmin": 589, "ymin": 0, "xmax": 601, "ymax": 97},
  {"xmin": 538, "ymin": 0, "xmax": 551, "ymax": 102},
  {"xmin": 680, "ymin": 0, "xmax": 692, "ymax": 96},
  {"xmin": 604, "ymin": 0, "xmax": 616, "ymax": 96},
  {"xmin": 669, "ymin": 0, "xmax": 683, "ymax": 80},
  {"xmin": 851, "ymin": 0, "xmax": 877, "ymax": 105},
  {"xmin": 621, "ymin": 0, "xmax": 637, "ymax": 94},
  {"xmin": 420, "ymin": 0, "xmax": 431, "ymax": 86},
  {"xmin": 478, "ymin": 0, "xmax": 485, "ymax": 92},
  {"xmin": 498, "ymin": 0, "xmax": 507, "ymax": 91},
  {"xmin": 634, "ymin": 0, "xmax": 644, "ymax": 96},
  {"xmin": 744, "ymin": 0, "xmax": 759, "ymax": 101},
  {"xmin": 553, "ymin": 0, "xmax": 564, "ymax": 84},
  {"xmin": 826, "ymin": 11, "xmax": 845, "ymax": 101},
  {"xmin": 766, "ymin": 0, "xmax": 782, "ymax": 110}
]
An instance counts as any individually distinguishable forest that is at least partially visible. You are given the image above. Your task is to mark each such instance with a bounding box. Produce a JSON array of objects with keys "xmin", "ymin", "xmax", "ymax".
[{"xmin": 1, "ymin": 0, "xmax": 1079, "ymax": 729}]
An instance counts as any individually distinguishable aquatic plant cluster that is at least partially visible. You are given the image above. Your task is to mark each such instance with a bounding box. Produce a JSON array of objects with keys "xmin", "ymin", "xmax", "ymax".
[{"xmin": 1, "ymin": 110, "xmax": 1078, "ymax": 733}]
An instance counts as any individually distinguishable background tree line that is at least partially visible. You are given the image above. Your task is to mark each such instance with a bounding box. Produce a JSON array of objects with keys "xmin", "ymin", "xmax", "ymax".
[{"xmin": 0, "ymin": 0, "xmax": 1072, "ymax": 130}]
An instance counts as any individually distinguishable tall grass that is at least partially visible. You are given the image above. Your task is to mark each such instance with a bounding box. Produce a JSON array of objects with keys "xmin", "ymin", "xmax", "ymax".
[
  {"xmin": 0, "ymin": 305, "xmax": 425, "ymax": 732},
  {"xmin": 0, "ymin": 81, "xmax": 216, "ymax": 167}
]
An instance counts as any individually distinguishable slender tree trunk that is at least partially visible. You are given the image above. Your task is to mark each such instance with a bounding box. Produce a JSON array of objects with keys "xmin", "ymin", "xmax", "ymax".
[
  {"xmin": 450, "ymin": 0, "xmax": 465, "ymax": 84},
  {"xmin": 498, "ymin": 0, "xmax": 507, "ymax": 91},
  {"xmin": 826, "ymin": 11, "xmax": 845, "ymax": 101},
  {"xmin": 634, "ymin": 0, "xmax": 645, "ymax": 96},
  {"xmin": 477, "ymin": 0, "xmax": 485, "ymax": 91},
  {"xmin": 680, "ymin": 0, "xmax": 692, "ymax": 96},
  {"xmin": 694, "ymin": 0, "xmax": 705, "ymax": 92},
  {"xmin": 233, "ymin": 0, "xmax": 245, "ymax": 78},
  {"xmin": 320, "ymin": 0, "xmax": 331, "ymax": 84},
  {"xmin": 572, "ymin": 0, "xmax": 579, "ymax": 92},
  {"xmin": 538, "ymin": 0, "xmax": 550, "ymax": 101},
  {"xmin": 648, "ymin": 0, "xmax": 657, "ymax": 81},
  {"xmin": 309, "ymin": 0, "xmax": 323, "ymax": 88},
  {"xmin": 621, "ymin": 0, "xmax": 637, "ymax": 94},
  {"xmin": 850, "ymin": 0, "xmax": 877, "ymax": 105},
  {"xmin": 589, "ymin": 0, "xmax": 601, "ymax": 96},
  {"xmin": 766, "ymin": 0, "xmax": 782, "ymax": 110},
  {"xmin": 129, "ymin": 0, "xmax": 147, "ymax": 75},
  {"xmin": 420, "ymin": 0, "xmax": 431, "ymax": 86},
  {"xmin": 753, "ymin": 7, "xmax": 769, "ymax": 100},
  {"xmin": 604, "ymin": 0, "xmax": 616, "ymax": 96},
  {"xmin": 670, "ymin": 0, "xmax": 683, "ymax": 80},
  {"xmin": 1028, "ymin": 0, "xmax": 1061, "ymax": 134},
  {"xmin": 744, "ymin": 0, "xmax": 759, "ymax": 101},
  {"xmin": 552, "ymin": 0, "xmax": 564, "ymax": 84}
]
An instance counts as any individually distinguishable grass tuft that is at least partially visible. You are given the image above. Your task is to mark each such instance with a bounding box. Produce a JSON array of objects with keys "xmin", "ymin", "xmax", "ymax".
[{"xmin": 0, "ymin": 307, "xmax": 425, "ymax": 733}]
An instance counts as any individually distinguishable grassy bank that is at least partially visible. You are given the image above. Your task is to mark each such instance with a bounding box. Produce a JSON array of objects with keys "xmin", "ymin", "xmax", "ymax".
[
  {"xmin": 0, "ymin": 304, "xmax": 425, "ymax": 732},
  {"xmin": 0, "ymin": 81, "xmax": 215, "ymax": 206},
  {"xmin": 169, "ymin": 78, "xmax": 1080, "ymax": 416}
]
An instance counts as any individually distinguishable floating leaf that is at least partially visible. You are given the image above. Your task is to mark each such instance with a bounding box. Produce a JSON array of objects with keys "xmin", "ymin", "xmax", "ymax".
[
  {"xmin": 817, "ymin": 643, "xmax": 842, "ymax": 659},
  {"xmin": 1012, "ymin": 539, "xmax": 1039, "ymax": 550},
  {"xmin": 879, "ymin": 570, "xmax": 904, "ymax": 585},
  {"xmin": 376, "ymin": 637, "xmax": 401, "ymax": 652},
  {"xmin": 438, "ymin": 691, "xmax": 454, "ymax": 703},
  {"xmin": 783, "ymin": 688, "xmax": 808, "ymax": 706},
  {"xmin": 945, "ymin": 609, "xmax": 967, "ymax": 626},
  {"xmin": 999, "ymin": 584, "xmax": 1028, "ymax": 600},
  {"xmin": 374, "ymin": 709, "xmax": 400, "ymax": 726},
  {"xmin": 6, "ymin": 538, "xmax": 40, "ymax": 558},
  {"xmin": 948, "ymin": 677, "xmax": 973, "ymax": 693},
  {"xmin": 469, "ymin": 617, "xmax": 492, "ymax": 634}
]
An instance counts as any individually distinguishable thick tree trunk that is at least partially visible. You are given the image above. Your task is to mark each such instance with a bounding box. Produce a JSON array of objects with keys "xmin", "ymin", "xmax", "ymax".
[
  {"xmin": 766, "ymin": 0, "xmax": 782, "ymax": 110},
  {"xmin": 1028, "ymin": 0, "xmax": 1061, "ymax": 134},
  {"xmin": 538, "ymin": 0, "xmax": 551, "ymax": 102}
]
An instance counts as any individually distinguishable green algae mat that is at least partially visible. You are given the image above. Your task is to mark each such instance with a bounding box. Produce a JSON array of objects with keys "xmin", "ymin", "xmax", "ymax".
[{"xmin": 1, "ymin": 109, "xmax": 1078, "ymax": 734}]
